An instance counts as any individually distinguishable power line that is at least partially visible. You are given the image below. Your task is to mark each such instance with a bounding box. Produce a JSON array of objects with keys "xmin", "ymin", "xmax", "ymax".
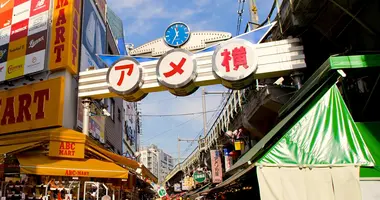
[
  {"xmin": 141, "ymin": 114, "xmax": 203, "ymax": 142},
  {"xmin": 138, "ymin": 109, "xmax": 220, "ymax": 117}
]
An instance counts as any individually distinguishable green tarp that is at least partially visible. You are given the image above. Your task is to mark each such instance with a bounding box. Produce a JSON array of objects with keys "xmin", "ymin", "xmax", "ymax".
[
  {"xmin": 356, "ymin": 122, "xmax": 380, "ymax": 177},
  {"xmin": 258, "ymin": 85, "xmax": 375, "ymax": 166}
]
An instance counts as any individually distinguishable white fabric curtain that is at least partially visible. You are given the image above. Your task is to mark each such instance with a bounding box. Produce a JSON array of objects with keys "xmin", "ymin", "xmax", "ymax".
[
  {"xmin": 360, "ymin": 180, "xmax": 380, "ymax": 200},
  {"xmin": 257, "ymin": 166, "xmax": 362, "ymax": 200}
]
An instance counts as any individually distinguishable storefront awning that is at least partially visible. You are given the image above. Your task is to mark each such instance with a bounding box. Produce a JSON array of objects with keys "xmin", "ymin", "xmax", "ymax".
[
  {"xmin": 0, "ymin": 142, "xmax": 42, "ymax": 155},
  {"xmin": 227, "ymin": 55, "xmax": 379, "ymax": 175},
  {"xmin": 17, "ymin": 154, "xmax": 129, "ymax": 179},
  {"xmin": 87, "ymin": 141, "xmax": 158, "ymax": 183}
]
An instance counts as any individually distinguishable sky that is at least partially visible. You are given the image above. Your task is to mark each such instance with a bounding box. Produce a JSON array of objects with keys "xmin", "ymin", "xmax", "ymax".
[{"xmin": 106, "ymin": 0, "xmax": 276, "ymax": 162}]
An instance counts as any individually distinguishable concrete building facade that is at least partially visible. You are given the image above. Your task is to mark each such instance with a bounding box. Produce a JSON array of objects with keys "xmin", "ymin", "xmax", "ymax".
[{"xmin": 139, "ymin": 145, "xmax": 174, "ymax": 184}]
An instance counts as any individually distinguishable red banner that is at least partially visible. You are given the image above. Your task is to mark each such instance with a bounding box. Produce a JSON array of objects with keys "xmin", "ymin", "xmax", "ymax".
[{"xmin": 210, "ymin": 150, "xmax": 223, "ymax": 183}]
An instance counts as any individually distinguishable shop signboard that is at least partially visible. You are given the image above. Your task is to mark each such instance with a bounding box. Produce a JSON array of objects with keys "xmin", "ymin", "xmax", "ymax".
[
  {"xmin": 182, "ymin": 176, "xmax": 194, "ymax": 191},
  {"xmin": 90, "ymin": 115, "xmax": 105, "ymax": 143},
  {"xmin": 80, "ymin": 0, "xmax": 106, "ymax": 72},
  {"xmin": 210, "ymin": 150, "xmax": 223, "ymax": 183},
  {"xmin": 173, "ymin": 183, "xmax": 181, "ymax": 192},
  {"xmin": 192, "ymin": 171, "xmax": 206, "ymax": 183},
  {"xmin": 49, "ymin": 0, "xmax": 82, "ymax": 74},
  {"xmin": 157, "ymin": 187, "xmax": 167, "ymax": 198},
  {"xmin": 0, "ymin": 77, "xmax": 65, "ymax": 134},
  {"xmin": 49, "ymin": 141, "xmax": 85, "ymax": 159},
  {"xmin": 0, "ymin": 0, "xmax": 51, "ymax": 83}
]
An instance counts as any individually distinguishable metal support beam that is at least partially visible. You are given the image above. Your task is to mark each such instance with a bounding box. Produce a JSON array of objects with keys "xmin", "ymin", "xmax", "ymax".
[
  {"xmin": 82, "ymin": 98, "xmax": 92, "ymax": 136},
  {"xmin": 329, "ymin": 0, "xmax": 377, "ymax": 36}
]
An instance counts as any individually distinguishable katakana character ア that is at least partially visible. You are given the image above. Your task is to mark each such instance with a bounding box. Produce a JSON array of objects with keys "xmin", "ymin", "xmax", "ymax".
[
  {"xmin": 164, "ymin": 57, "xmax": 186, "ymax": 78},
  {"xmin": 221, "ymin": 49, "xmax": 232, "ymax": 72},
  {"xmin": 232, "ymin": 46, "xmax": 248, "ymax": 70},
  {"xmin": 115, "ymin": 64, "xmax": 134, "ymax": 86}
]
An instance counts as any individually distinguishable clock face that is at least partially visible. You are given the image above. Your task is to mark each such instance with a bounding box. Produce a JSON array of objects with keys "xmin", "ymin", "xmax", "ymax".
[{"xmin": 164, "ymin": 22, "xmax": 190, "ymax": 47}]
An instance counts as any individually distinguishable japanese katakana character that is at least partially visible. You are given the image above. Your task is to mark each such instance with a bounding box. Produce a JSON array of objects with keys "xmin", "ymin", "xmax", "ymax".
[
  {"xmin": 164, "ymin": 57, "xmax": 186, "ymax": 78},
  {"xmin": 232, "ymin": 46, "xmax": 248, "ymax": 70},
  {"xmin": 221, "ymin": 49, "xmax": 232, "ymax": 72},
  {"xmin": 115, "ymin": 64, "xmax": 134, "ymax": 86}
]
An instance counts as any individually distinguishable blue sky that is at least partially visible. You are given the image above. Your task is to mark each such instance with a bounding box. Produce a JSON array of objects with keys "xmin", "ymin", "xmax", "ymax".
[{"xmin": 107, "ymin": 0, "xmax": 276, "ymax": 161}]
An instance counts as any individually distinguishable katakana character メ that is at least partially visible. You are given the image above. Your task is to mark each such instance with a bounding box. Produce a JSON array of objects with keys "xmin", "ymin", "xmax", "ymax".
[{"xmin": 164, "ymin": 57, "xmax": 187, "ymax": 78}]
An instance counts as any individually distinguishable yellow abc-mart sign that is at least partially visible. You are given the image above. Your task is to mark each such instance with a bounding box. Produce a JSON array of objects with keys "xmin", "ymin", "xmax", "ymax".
[{"xmin": 0, "ymin": 77, "xmax": 65, "ymax": 134}]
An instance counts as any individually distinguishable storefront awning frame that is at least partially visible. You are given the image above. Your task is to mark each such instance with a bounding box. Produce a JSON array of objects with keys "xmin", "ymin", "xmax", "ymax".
[{"xmin": 226, "ymin": 54, "xmax": 380, "ymax": 176}]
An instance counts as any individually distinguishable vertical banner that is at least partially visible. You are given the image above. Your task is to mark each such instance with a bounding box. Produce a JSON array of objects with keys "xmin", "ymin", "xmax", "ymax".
[
  {"xmin": 210, "ymin": 150, "xmax": 223, "ymax": 183},
  {"xmin": 49, "ymin": 0, "xmax": 82, "ymax": 74}
]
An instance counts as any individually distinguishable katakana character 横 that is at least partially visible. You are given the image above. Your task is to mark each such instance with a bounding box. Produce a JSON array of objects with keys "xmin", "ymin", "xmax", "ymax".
[
  {"xmin": 164, "ymin": 57, "xmax": 186, "ymax": 78},
  {"xmin": 115, "ymin": 64, "xmax": 134, "ymax": 86},
  {"xmin": 232, "ymin": 46, "xmax": 248, "ymax": 70},
  {"xmin": 221, "ymin": 49, "xmax": 232, "ymax": 72}
]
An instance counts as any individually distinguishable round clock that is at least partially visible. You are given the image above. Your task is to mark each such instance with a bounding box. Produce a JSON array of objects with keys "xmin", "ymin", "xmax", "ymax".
[{"xmin": 164, "ymin": 22, "xmax": 191, "ymax": 47}]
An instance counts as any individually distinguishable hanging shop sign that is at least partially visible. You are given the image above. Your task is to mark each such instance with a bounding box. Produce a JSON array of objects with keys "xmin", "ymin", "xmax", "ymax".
[
  {"xmin": 0, "ymin": 0, "xmax": 50, "ymax": 83},
  {"xmin": 79, "ymin": 22, "xmax": 307, "ymax": 101},
  {"xmin": 192, "ymin": 171, "xmax": 206, "ymax": 183},
  {"xmin": 182, "ymin": 176, "xmax": 194, "ymax": 191},
  {"xmin": 157, "ymin": 187, "xmax": 167, "ymax": 198},
  {"xmin": 173, "ymin": 183, "xmax": 181, "ymax": 192},
  {"xmin": 210, "ymin": 150, "xmax": 223, "ymax": 183},
  {"xmin": 212, "ymin": 39, "xmax": 258, "ymax": 89},
  {"xmin": 49, "ymin": 0, "xmax": 82, "ymax": 74},
  {"xmin": 49, "ymin": 141, "xmax": 85, "ymax": 159},
  {"xmin": 0, "ymin": 77, "xmax": 65, "ymax": 134},
  {"xmin": 106, "ymin": 57, "xmax": 145, "ymax": 102}
]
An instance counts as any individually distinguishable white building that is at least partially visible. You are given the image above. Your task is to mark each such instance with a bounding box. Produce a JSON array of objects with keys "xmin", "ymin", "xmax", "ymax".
[{"xmin": 139, "ymin": 144, "xmax": 174, "ymax": 184}]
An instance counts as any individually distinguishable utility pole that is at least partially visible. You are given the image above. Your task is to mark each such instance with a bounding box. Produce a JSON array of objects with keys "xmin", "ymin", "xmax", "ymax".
[
  {"xmin": 248, "ymin": 0, "xmax": 259, "ymax": 31},
  {"xmin": 178, "ymin": 135, "xmax": 181, "ymax": 169},
  {"xmin": 177, "ymin": 137, "xmax": 202, "ymax": 169},
  {"xmin": 202, "ymin": 88, "xmax": 207, "ymax": 137},
  {"xmin": 201, "ymin": 89, "xmax": 232, "ymax": 137}
]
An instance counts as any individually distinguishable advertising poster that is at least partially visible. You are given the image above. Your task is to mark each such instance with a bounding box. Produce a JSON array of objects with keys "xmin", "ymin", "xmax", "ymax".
[
  {"xmin": 94, "ymin": 0, "xmax": 106, "ymax": 21},
  {"xmin": 77, "ymin": 101, "xmax": 105, "ymax": 143},
  {"xmin": 124, "ymin": 102, "xmax": 138, "ymax": 150},
  {"xmin": 210, "ymin": 150, "xmax": 223, "ymax": 183},
  {"xmin": 80, "ymin": 0, "xmax": 106, "ymax": 71},
  {"xmin": 0, "ymin": 0, "xmax": 50, "ymax": 83}
]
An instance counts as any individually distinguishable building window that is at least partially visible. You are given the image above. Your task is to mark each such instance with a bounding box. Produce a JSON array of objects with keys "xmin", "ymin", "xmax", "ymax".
[
  {"xmin": 110, "ymin": 98, "xmax": 115, "ymax": 120},
  {"xmin": 118, "ymin": 108, "xmax": 121, "ymax": 121}
]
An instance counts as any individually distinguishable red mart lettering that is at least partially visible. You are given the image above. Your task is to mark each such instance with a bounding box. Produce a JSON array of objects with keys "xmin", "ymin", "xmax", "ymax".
[
  {"xmin": 53, "ymin": 0, "xmax": 80, "ymax": 65},
  {"xmin": 0, "ymin": 89, "xmax": 50, "ymax": 126},
  {"xmin": 65, "ymin": 170, "xmax": 89, "ymax": 176},
  {"xmin": 59, "ymin": 142, "xmax": 76, "ymax": 156}
]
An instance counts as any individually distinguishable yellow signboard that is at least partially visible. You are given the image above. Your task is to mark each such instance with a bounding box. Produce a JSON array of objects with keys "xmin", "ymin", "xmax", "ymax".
[
  {"xmin": 49, "ymin": 0, "xmax": 82, "ymax": 74},
  {"xmin": 0, "ymin": 77, "xmax": 65, "ymax": 134},
  {"xmin": 49, "ymin": 141, "xmax": 85, "ymax": 159}
]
